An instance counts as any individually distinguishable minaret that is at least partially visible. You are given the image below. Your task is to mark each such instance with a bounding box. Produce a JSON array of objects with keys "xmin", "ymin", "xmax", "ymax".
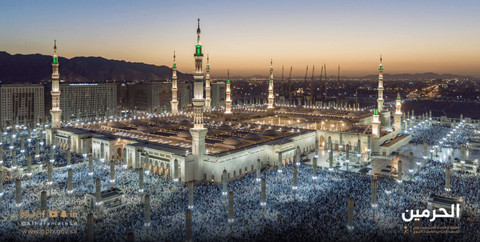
[
  {"xmin": 377, "ymin": 55, "xmax": 384, "ymax": 113},
  {"xmin": 190, "ymin": 19, "xmax": 208, "ymax": 182},
  {"xmin": 267, "ymin": 59, "xmax": 274, "ymax": 115},
  {"xmin": 205, "ymin": 55, "xmax": 212, "ymax": 111},
  {"xmin": 170, "ymin": 51, "xmax": 179, "ymax": 114},
  {"xmin": 50, "ymin": 40, "xmax": 62, "ymax": 128},
  {"xmin": 394, "ymin": 93, "xmax": 402, "ymax": 132},
  {"xmin": 372, "ymin": 108, "xmax": 381, "ymax": 138},
  {"xmin": 225, "ymin": 69, "xmax": 232, "ymax": 115}
]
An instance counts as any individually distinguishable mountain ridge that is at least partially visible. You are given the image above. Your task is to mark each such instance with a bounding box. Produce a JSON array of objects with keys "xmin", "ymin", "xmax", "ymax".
[{"xmin": 0, "ymin": 51, "xmax": 193, "ymax": 83}]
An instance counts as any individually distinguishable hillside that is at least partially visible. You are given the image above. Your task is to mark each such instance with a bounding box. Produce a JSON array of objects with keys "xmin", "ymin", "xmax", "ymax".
[{"xmin": 0, "ymin": 51, "xmax": 193, "ymax": 83}]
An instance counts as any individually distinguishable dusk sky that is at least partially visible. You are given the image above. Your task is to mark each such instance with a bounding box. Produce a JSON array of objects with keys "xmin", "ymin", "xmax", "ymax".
[{"xmin": 1, "ymin": 0, "xmax": 479, "ymax": 77}]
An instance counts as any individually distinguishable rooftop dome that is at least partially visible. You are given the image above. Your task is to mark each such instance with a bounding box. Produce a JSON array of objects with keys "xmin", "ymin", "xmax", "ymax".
[
  {"xmin": 278, "ymin": 108, "xmax": 287, "ymax": 112},
  {"xmin": 108, "ymin": 121, "xmax": 126, "ymax": 128},
  {"xmin": 207, "ymin": 127, "xmax": 217, "ymax": 134},
  {"xmin": 223, "ymin": 137, "xmax": 242, "ymax": 146},
  {"xmin": 262, "ymin": 129, "xmax": 279, "ymax": 136},
  {"xmin": 177, "ymin": 131, "xmax": 192, "ymax": 139},
  {"xmin": 158, "ymin": 122, "xmax": 174, "ymax": 129},
  {"xmin": 218, "ymin": 124, "xmax": 233, "ymax": 131},
  {"xmin": 129, "ymin": 119, "xmax": 144, "ymax": 125},
  {"xmin": 179, "ymin": 120, "xmax": 191, "ymax": 126},
  {"xmin": 243, "ymin": 133, "xmax": 262, "ymax": 141},
  {"xmin": 149, "ymin": 116, "xmax": 162, "ymax": 122},
  {"xmin": 137, "ymin": 125, "xmax": 155, "ymax": 133}
]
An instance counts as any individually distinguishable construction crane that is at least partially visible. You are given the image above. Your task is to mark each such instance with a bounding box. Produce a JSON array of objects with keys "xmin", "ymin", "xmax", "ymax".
[
  {"xmin": 288, "ymin": 66, "xmax": 293, "ymax": 105},
  {"xmin": 310, "ymin": 65, "xmax": 315, "ymax": 106},
  {"xmin": 337, "ymin": 65, "xmax": 341, "ymax": 97},
  {"xmin": 324, "ymin": 64, "xmax": 328, "ymax": 101}
]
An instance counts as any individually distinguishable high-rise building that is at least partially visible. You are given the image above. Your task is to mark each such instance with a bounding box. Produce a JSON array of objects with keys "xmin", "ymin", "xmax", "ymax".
[
  {"xmin": 0, "ymin": 84, "xmax": 45, "ymax": 128},
  {"xmin": 118, "ymin": 81, "xmax": 192, "ymax": 114},
  {"xmin": 211, "ymin": 82, "xmax": 226, "ymax": 110},
  {"xmin": 60, "ymin": 83, "xmax": 117, "ymax": 121}
]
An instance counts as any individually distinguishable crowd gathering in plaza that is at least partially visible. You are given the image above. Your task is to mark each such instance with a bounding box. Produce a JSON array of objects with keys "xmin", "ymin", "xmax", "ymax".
[{"xmin": 0, "ymin": 120, "xmax": 479, "ymax": 241}]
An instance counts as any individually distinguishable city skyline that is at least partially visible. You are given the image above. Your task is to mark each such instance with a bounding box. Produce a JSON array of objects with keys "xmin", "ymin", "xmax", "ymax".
[{"xmin": 1, "ymin": 0, "xmax": 480, "ymax": 77}]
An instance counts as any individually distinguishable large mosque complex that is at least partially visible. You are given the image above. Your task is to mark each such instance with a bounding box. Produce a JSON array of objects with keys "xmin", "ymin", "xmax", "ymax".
[{"xmin": 46, "ymin": 20, "xmax": 411, "ymax": 184}]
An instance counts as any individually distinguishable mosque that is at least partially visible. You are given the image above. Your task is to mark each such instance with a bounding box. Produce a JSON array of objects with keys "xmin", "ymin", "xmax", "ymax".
[{"xmin": 46, "ymin": 19, "xmax": 411, "ymax": 184}]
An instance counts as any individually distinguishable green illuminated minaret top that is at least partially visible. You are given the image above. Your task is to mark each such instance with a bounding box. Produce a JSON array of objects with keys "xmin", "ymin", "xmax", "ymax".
[
  {"xmin": 173, "ymin": 51, "xmax": 176, "ymax": 69},
  {"xmin": 379, "ymin": 55, "xmax": 383, "ymax": 71},
  {"xmin": 374, "ymin": 108, "xmax": 379, "ymax": 115},
  {"xmin": 52, "ymin": 40, "xmax": 58, "ymax": 64},
  {"xmin": 397, "ymin": 92, "xmax": 401, "ymax": 100},
  {"xmin": 227, "ymin": 69, "xmax": 230, "ymax": 84},
  {"xmin": 269, "ymin": 59, "xmax": 273, "ymax": 83},
  {"xmin": 195, "ymin": 18, "xmax": 203, "ymax": 56},
  {"xmin": 206, "ymin": 54, "xmax": 210, "ymax": 70}
]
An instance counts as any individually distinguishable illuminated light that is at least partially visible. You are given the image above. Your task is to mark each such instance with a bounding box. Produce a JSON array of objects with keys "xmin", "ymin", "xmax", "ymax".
[{"xmin": 292, "ymin": 186, "xmax": 298, "ymax": 190}]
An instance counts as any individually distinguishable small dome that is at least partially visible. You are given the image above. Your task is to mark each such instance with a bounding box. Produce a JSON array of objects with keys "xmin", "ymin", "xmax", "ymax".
[
  {"xmin": 158, "ymin": 122, "xmax": 174, "ymax": 129},
  {"xmin": 278, "ymin": 108, "xmax": 287, "ymax": 112},
  {"xmin": 129, "ymin": 119, "xmax": 144, "ymax": 125},
  {"xmin": 313, "ymin": 110, "xmax": 322, "ymax": 115},
  {"xmin": 108, "ymin": 121, "xmax": 125, "ymax": 128},
  {"xmin": 177, "ymin": 131, "xmax": 191, "ymax": 139},
  {"xmin": 207, "ymin": 127, "xmax": 217, "ymax": 134},
  {"xmin": 218, "ymin": 124, "xmax": 233, "ymax": 131},
  {"xmin": 149, "ymin": 116, "xmax": 162, "ymax": 122},
  {"xmin": 179, "ymin": 120, "xmax": 191, "ymax": 126},
  {"xmin": 137, "ymin": 126, "xmax": 154, "ymax": 133},
  {"xmin": 262, "ymin": 129, "xmax": 279, "ymax": 136},
  {"xmin": 244, "ymin": 133, "xmax": 262, "ymax": 141},
  {"xmin": 223, "ymin": 137, "xmax": 242, "ymax": 146}
]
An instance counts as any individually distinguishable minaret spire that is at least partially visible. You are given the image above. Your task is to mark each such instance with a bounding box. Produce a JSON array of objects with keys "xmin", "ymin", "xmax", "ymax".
[
  {"xmin": 225, "ymin": 69, "xmax": 232, "ymax": 114},
  {"xmin": 205, "ymin": 54, "xmax": 212, "ymax": 111},
  {"xmin": 394, "ymin": 92, "xmax": 402, "ymax": 132},
  {"xmin": 170, "ymin": 51, "xmax": 179, "ymax": 114},
  {"xmin": 190, "ymin": 19, "xmax": 208, "ymax": 182},
  {"xmin": 377, "ymin": 55, "xmax": 384, "ymax": 113},
  {"xmin": 50, "ymin": 40, "xmax": 62, "ymax": 128},
  {"xmin": 196, "ymin": 18, "xmax": 201, "ymax": 45},
  {"xmin": 267, "ymin": 59, "xmax": 274, "ymax": 114}
]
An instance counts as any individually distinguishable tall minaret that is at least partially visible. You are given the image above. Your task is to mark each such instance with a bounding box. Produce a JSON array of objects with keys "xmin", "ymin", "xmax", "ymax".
[
  {"xmin": 190, "ymin": 19, "xmax": 208, "ymax": 182},
  {"xmin": 372, "ymin": 108, "xmax": 381, "ymax": 138},
  {"xmin": 225, "ymin": 69, "xmax": 232, "ymax": 115},
  {"xmin": 170, "ymin": 51, "xmax": 179, "ymax": 115},
  {"xmin": 191, "ymin": 18, "xmax": 206, "ymax": 130},
  {"xmin": 267, "ymin": 59, "xmax": 274, "ymax": 114},
  {"xmin": 50, "ymin": 40, "xmax": 62, "ymax": 128},
  {"xmin": 377, "ymin": 55, "xmax": 384, "ymax": 113},
  {"xmin": 394, "ymin": 93, "xmax": 402, "ymax": 131},
  {"xmin": 205, "ymin": 55, "xmax": 212, "ymax": 111}
]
